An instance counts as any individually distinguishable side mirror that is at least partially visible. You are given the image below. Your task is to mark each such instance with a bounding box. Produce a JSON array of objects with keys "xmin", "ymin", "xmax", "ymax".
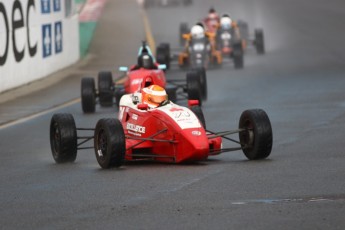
[
  {"xmin": 137, "ymin": 103, "xmax": 149, "ymax": 110},
  {"xmin": 119, "ymin": 66, "xmax": 128, "ymax": 72},
  {"xmin": 158, "ymin": 64, "xmax": 167, "ymax": 70}
]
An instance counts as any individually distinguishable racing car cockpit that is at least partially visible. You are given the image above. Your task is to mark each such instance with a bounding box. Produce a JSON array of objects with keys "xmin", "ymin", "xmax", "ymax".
[
  {"xmin": 131, "ymin": 53, "xmax": 157, "ymax": 71},
  {"xmin": 131, "ymin": 41, "xmax": 158, "ymax": 71},
  {"xmin": 119, "ymin": 76, "xmax": 170, "ymax": 110}
]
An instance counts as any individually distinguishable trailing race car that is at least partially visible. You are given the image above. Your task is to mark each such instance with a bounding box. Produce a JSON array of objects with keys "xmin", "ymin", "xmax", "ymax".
[
  {"xmin": 215, "ymin": 15, "xmax": 246, "ymax": 69},
  {"xmin": 81, "ymin": 42, "xmax": 207, "ymax": 113},
  {"xmin": 178, "ymin": 24, "xmax": 222, "ymax": 69},
  {"xmin": 50, "ymin": 85, "xmax": 273, "ymax": 168},
  {"xmin": 236, "ymin": 20, "xmax": 265, "ymax": 55}
]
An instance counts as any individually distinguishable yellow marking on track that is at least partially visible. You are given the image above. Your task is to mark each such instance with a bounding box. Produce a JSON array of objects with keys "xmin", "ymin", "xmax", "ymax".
[
  {"xmin": 140, "ymin": 8, "xmax": 156, "ymax": 55},
  {"xmin": 0, "ymin": 98, "xmax": 80, "ymax": 130}
]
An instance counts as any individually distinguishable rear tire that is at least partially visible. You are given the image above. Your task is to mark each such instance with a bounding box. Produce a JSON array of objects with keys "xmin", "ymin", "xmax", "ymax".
[
  {"xmin": 81, "ymin": 77, "xmax": 96, "ymax": 113},
  {"xmin": 186, "ymin": 71, "xmax": 202, "ymax": 106},
  {"xmin": 50, "ymin": 113, "xmax": 77, "ymax": 163},
  {"xmin": 166, "ymin": 84, "xmax": 177, "ymax": 103},
  {"xmin": 190, "ymin": 106, "xmax": 206, "ymax": 129},
  {"xmin": 237, "ymin": 20, "xmax": 249, "ymax": 42},
  {"xmin": 255, "ymin": 29, "xmax": 265, "ymax": 54},
  {"xmin": 98, "ymin": 71, "xmax": 113, "ymax": 107},
  {"xmin": 239, "ymin": 109, "xmax": 272, "ymax": 160},
  {"xmin": 233, "ymin": 40, "xmax": 244, "ymax": 69},
  {"xmin": 115, "ymin": 88, "xmax": 125, "ymax": 107},
  {"xmin": 179, "ymin": 23, "xmax": 189, "ymax": 46},
  {"xmin": 156, "ymin": 43, "xmax": 171, "ymax": 69},
  {"xmin": 94, "ymin": 118, "xmax": 126, "ymax": 168}
]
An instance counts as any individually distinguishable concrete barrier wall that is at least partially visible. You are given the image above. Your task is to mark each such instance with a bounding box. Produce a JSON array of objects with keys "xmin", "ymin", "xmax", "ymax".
[{"xmin": 0, "ymin": 0, "xmax": 79, "ymax": 93}]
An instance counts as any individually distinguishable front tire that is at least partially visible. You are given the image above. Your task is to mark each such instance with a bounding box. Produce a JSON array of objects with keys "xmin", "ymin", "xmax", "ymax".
[
  {"xmin": 94, "ymin": 118, "xmax": 126, "ymax": 168},
  {"xmin": 239, "ymin": 109, "xmax": 272, "ymax": 160},
  {"xmin": 190, "ymin": 106, "xmax": 206, "ymax": 129},
  {"xmin": 186, "ymin": 71, "xmax": 202, "ymax": 106},
  {"xmin": 50, "ymin": 113, "xmax": 77, "ymax": 163}
]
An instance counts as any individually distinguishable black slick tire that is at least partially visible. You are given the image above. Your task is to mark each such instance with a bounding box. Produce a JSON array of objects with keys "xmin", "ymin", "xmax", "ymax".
[
  {"xmin": 98, "ymin": 71, "xmax": 113, "ymax": 107},
  {"xmin": 190, "ymin": 106, "xmax": 206, "ymax": 129},
  {"xmin": 186, "ymin": 71, "xmax": 202, "ymax": 106},
  {"xmin": 165, "ymin": 84, "xmax": 177, "ymax": 103},
  {"xmin": 115, "ymin": 88, "xmax": 125, "ymax": 107},
  {"xmin": 179, "ymin": 23, "xmax": 189, "ymax": 46},
  {"xmin": 194, "ymin": 67, "xmax": 207, "ymax": 100},
  {"xmin": 233, "ymin": 40, "xmax": 244, "ymax": 69},
  {"xmin": 81, "ymin": 77, "xmax": 96, "ymax": 113},
  {"xmin": 94, "ymin": 118, "xmax": 125, "ymax": 168},
  {"xmin": 239, "ymin": 109, "xmax": 273, "ymax": 160},
  {"xmin": 50, "ymin": 113, "xmax": 77, "ymax": 163},
  {"xmin": 255, "ymin": 29, "xmax": 265, "ymax": 54},
  {"xmin": 156, "ymin": 43, "xmax": 171, "ymax": 70}
]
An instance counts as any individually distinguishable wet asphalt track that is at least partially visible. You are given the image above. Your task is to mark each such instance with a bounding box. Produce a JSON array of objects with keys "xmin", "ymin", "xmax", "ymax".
[{"xmin": 1, "ymin": 0, "xmax": 345, "ymax": 229}]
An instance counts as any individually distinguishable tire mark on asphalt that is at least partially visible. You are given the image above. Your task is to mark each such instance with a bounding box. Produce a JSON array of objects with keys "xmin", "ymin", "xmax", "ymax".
[{"xmin": 231, "ymin": 194, "xmax": 345, "ymax": 205}]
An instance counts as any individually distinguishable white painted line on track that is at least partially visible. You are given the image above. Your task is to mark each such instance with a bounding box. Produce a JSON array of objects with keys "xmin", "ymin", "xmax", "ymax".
[
  {"xmin": 138, "ymin": 4, "xmax": 156, "ymax": 55},
  {"xmin": 0, "ymin": 98, "xmax": 80, "ymax": 130}
]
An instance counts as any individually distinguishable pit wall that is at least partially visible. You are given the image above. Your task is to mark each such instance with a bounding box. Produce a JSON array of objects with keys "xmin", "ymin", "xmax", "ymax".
[{"xmin": 0, "ymin": 0, "xmax": 79, "ymax": 93}]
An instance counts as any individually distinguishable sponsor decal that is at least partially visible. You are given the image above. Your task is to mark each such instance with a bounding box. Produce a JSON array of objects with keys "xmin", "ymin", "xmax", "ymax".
[
  {"xmin": 54, "ymin": 21, "xmax": 63, "ymax": 53},
  {"xmin": 192, "ymin": 130, "xmax": 201, "ymax": 136},
  {"xmin": 0, "ymin": 0, "xmax": 38, "ymax": 65},
  {"xmin": 42, "ymin": 24, "xmax": 52, "ymax": 57},
  {"xmin": 41, "ymin": 0, "xmax": 51, "ymax": 14},
  {"xmin": 127, "ymin": 122, "xmax": 146, "ymax": 134},
  {"xmin": 41, "ymin": 0, "xmax": 63, "ymax": 59},
  {"xmin": 131, "ymin": 78, "xmax": 142, "ymax": 86},
  {"xmin": 169, "ymin": 108, "xmax": 184, "ymax": 112},
  {"xmin": 132, "ymin": 114, "xmax": 138, "ymax": 120},
  {"xmin": 53, "ymin": 0, "xmax": 61, "ymax": 12},
  {"xmin": 160, "ymin": 106, "xmax": 201, "ymax": 129}
]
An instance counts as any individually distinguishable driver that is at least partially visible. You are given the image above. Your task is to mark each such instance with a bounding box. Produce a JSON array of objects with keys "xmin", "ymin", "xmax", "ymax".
[
  {"xmin": 204, "ymin": 7, "xmax": 220, "ymax": 32},
  {"xmin": 219, "ymin": 14, "xmax": 233, "ymax": 30},
  {"xmin": 188, "ymin": 23, "xmax": 212, "ymax": 51},
  {"xmin": 141, "ymin": 85, "xmax": 168, "ymax": 108},
  {"xmin": 191, "ymin": 24, "xmax": 205, "ymax": 40},
  {"xmin": 134, "ymin": 53, "xmax": 156, "ymax": 70},
  {"xmin": 216, "ymin": 14, "xmax": 234, "ymax": 44}
]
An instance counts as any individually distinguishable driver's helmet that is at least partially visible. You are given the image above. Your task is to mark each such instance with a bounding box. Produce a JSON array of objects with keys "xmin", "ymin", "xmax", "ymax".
[
  {"xmin": 191, "ymin": 25, "xmax": 205, "ymax": 39},
  {"xmin": 208, "ymin": 7, "xmax": 218, "ymax": 19},
  {"xmin": 138, "ymin": 53, "xmax": 154, "ymax": 69},
  {"xmin": 220, "ymin": 15, "xmax": 232, "ymax": 29},
  {"xmin": 142, "ymin": 85, "xmax": 168, "ymax": 108}
]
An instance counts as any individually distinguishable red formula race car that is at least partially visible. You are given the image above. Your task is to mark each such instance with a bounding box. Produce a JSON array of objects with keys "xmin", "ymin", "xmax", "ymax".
[
  {"xmin": 50, "ymin": 91, "xmax": 273, "ymax": 168},
  {"xmin": 81, "ymin": 43, "xmax": 206, "ymax": 113}
]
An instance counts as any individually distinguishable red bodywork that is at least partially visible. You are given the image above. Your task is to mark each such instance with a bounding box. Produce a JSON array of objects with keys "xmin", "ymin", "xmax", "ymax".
[
  {"xmin": 118, "ymin": 102, "xmax": 222, "ymax": 163},
  {"xmin": 123, "ymin": 67, "xmax": 166, "ymax": 93}
]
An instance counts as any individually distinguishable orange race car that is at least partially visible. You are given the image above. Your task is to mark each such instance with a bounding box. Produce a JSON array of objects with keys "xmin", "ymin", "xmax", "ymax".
[{"xmin": 178, "ymin": 23, "xmax": 222, "ymax": 69}]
